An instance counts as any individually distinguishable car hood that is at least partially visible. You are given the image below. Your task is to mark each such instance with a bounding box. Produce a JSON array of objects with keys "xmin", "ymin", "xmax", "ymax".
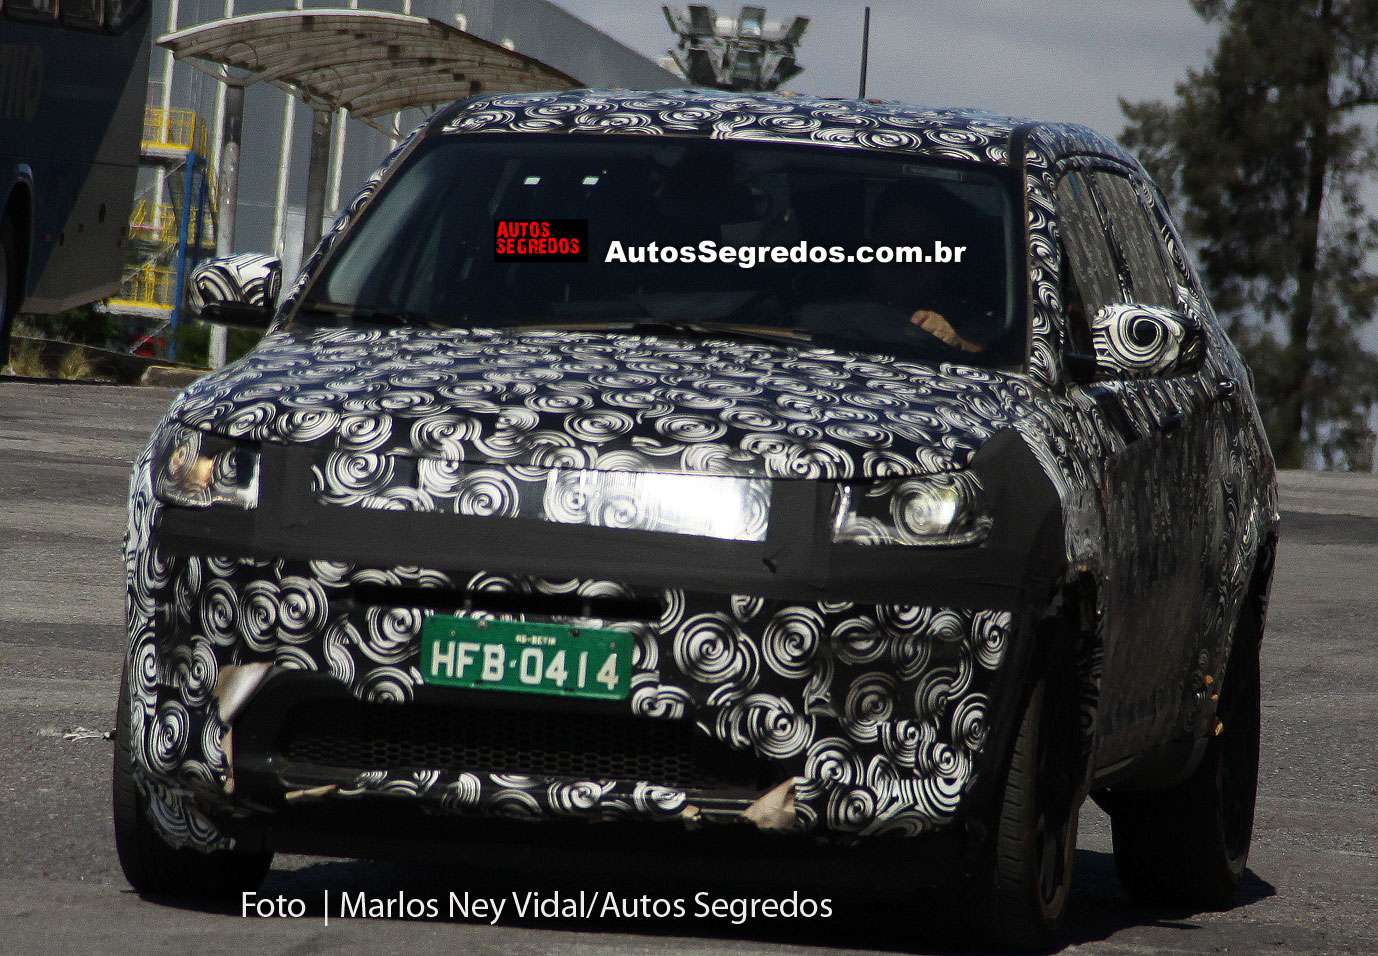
[{"xmin": 169, "ymin": 326, "xmax": 1036, "ymax": 479}]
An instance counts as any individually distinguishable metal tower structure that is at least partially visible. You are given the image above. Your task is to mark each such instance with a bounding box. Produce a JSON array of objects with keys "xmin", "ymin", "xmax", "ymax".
[{"xmin": 662, "ymin": 5, "xmax": 809, "ymax": 91}]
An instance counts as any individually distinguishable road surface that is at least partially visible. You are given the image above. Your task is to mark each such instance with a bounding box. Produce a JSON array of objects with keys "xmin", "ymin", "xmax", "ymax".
[{"xmin": 1, "ymin": 380, "xmax": 1374, "ymax": 953}]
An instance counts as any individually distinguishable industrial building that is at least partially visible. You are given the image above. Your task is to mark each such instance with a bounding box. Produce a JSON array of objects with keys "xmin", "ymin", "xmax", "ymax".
[{"xmin": 124, "ymin": 0, "xmax": 680, "ymax": 317}]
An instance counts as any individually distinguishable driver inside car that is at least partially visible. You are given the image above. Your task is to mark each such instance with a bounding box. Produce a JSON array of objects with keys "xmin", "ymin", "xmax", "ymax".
[
  {"xmin": 873, "ymin": 184, "xmax": 994, "ymax": 352},
  {"xmin": 799, "ymin": 183, "xmax": 997, "ymax": 354}
]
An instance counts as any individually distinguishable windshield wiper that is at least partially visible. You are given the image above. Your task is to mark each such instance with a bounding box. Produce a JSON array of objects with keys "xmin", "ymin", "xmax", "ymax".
[
  {"xmin": 629, "ymin": 320, "xmax": 812, "ymax": 346},
  {"xmin": 294, "ymin": 305, "xmax": 811, "ymax": 347},
  {"xmin": 507, "ymin": 319, "xmax": 811, "ymax": 347},
  {"xmin": 296, "ymin": 300, "xmax": 431, "ymax": 326}
]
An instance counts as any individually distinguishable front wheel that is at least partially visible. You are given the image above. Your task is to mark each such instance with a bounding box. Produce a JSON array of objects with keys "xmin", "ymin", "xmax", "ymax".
[
  {"xmin": 1107, "ymin": 633, "xmax": 1260, "ymax": 907},
  {"xmin": 112, "ymin": 670, "xmax": 273, "ymax": 899},
  {"xmin": 983, "ymin": 677, "xmax": 1081, "ymax": 951}
]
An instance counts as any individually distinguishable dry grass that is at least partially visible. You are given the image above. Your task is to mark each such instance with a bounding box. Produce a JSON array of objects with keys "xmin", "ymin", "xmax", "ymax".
[
  {"xmin": 8, "ymin": 338, "xmax": 48, "ymax": 377},
  {"xmin": 6, "ymin": 340, "xmax": 112, "ymax": 381},
  {"xmin": 56, "ymin": 346, "xmax": 97, "ymax": 381}
]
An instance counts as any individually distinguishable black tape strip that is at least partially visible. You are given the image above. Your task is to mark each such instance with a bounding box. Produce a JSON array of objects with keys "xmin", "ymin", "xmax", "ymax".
[
  {"xmin": 761, "ymin": 478, "xmax": 831, "ymax": 585},
  {"xmin": 158, "ymin": 432, "xmax": 1065, "ymax": 610}
]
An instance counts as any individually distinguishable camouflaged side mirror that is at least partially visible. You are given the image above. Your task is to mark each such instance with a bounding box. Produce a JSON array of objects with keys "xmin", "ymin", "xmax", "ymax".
[
  {"xmin": 187, "ymin": 253, "xmax": 281, "ymax": 329},
  {"xmin": 1087, "ymin": 303, "xmax": 1206, "ymax": 380}
]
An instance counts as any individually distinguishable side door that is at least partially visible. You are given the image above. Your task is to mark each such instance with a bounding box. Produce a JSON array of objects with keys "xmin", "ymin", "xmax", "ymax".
[
  {"xmin": 1139, "ymin": 183, "xmax": 1257, "ymax": 730},
  {"xmin": 1053, "ymin": 163, "xmax": 1214, "ymax": 768}
]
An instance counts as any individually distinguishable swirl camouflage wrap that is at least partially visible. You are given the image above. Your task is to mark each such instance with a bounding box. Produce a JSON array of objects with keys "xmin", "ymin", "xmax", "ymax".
[
  {"xmin": 188, "ymin": 253, "xmax": 282, "ymax": 313},
  {"xmin": 1090, "ymin": 303, "xmax": 1206, "ymax": 379},
  {"xmin": 121, "ymin": 89, "xmax": 1278, "ymax": 856},
  {"xmin": 123, "ymin": 478, "xmax": 1018, "ymax": 842},
  {"xmin": 440, "ymin": 89, "xmax": 1017, "ymax": 164},
  {"xmin": 171, "ymin": 326, "xmax": 1047, "ymax": 480}
]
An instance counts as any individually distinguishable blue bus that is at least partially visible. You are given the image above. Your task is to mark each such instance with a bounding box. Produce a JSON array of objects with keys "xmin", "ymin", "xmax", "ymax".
[{"xmin": 0, "ymin": 0, "xmax": 149, "ymax": 366}]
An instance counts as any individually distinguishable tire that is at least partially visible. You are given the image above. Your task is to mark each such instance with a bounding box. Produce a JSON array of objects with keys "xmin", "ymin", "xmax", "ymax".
[
  {"xmin": 0, "ymin": 216, "xmax": 16, "ymax": 369},
  {"xmin": 984, "ymin": 677, "xmax": 1081, "ymax": 952},
  {"xmin": 112, "ymin": 669, "xmax": 273, "ymax": 899},
  {"xmin": 1108, "ymin": 632, "xmax": 1260, "ymax": 908}
]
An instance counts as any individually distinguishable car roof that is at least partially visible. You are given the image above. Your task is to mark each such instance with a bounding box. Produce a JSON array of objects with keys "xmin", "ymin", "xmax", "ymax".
[{"xmin": 430, "ymin": 87, "xmax": 1137, "ymax": 170}]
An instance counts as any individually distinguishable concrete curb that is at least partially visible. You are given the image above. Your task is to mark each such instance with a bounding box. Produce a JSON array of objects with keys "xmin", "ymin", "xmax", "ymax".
[{"xmin": 139, "ymin": 365, "xmax": 208, "ymax": 388}]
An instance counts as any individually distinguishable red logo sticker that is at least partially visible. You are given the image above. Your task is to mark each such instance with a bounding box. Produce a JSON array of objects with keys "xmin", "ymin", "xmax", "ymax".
[{"xmin": 494, "ymin": 219, "xmax": 588, "ymax": 261}]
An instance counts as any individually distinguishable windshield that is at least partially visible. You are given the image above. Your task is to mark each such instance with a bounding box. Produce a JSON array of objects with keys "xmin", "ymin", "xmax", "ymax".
[{"xmin": 299, "ymin": 136, "xmax": 1024, "ymax": 367}]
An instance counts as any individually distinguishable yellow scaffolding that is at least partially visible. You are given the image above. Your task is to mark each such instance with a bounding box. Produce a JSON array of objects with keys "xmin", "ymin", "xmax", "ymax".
[
  {"xmin": 128, "ymin": 196, "xmax": 215, "ymax": 249},
  {"xmin": 107, "ymin": 107, "xmax": 218, "ymax": 320},
  {"xmin": 107, "ymin": 263, "xmax": 176, "ymax": 315},
  {"xmin": 141, "ymin": 106, "xmax": 210, "ymax": 156}
]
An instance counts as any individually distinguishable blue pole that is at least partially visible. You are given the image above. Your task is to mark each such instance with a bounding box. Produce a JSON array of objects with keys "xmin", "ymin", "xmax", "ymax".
[
  {"xmin": 170, "ymin": 152, "xmax": 197, "ymax": 362},
  {"xmin": 191, "ymin": 161, "xmax": 208, "ymax": 262}
]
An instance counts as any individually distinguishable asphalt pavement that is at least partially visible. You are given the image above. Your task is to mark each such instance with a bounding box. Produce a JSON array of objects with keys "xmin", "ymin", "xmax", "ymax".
[{"xmin": 1, "ymin": 379, "xmax": 1374, "ymax": 954}]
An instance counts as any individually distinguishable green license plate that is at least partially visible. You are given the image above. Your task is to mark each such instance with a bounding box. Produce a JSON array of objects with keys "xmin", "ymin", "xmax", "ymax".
[{"xmin": 420, "ymin": 616, "xmax": 633, "ymax": 701}]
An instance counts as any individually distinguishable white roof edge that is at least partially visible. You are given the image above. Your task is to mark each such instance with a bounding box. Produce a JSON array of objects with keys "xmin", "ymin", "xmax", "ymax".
[
  {"xmin": 158, "ymin": 8, "xmax": 431, "ymax": 46},
  {"xmin": 157, "ymin": 8, "xmax": 582, "ymax": 119}
]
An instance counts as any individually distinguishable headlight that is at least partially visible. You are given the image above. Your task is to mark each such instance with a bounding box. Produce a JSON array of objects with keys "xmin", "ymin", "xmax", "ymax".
[
  {"xmin": 544, "ymin": 469, "xmax": 770, "ymax": 541},
  {"xmin": 315, "ymin": 452, "xmax": 772, "ymax": 541},
  {"xmin": 831, "ymin": 471, "xmax": 990, "ymax": 546},
  {"xmin": 155, "ymin": 425, "xmax": 259, "ymax": 509}
]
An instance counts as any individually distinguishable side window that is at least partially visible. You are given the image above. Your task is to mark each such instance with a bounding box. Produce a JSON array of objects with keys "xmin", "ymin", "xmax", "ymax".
[
  {"xmin": 106, "ymin": 0, "xmax": 148, "ymax": 32},
  {"xmin": 1145, "ymin": 182, "xmax": 1239, "ymax": 371},
  {"xmin": 63, "ymin": 0, "xmax": 105, "ymax": 28},
  {"xmin": 1055, "ymin": 171, "xmax": 1122, "ymax": 340},
  {"xmin": 1144, "ymin": 185, "xmax": 1204, "ymax": 306},
  {"xmin": 5, "ymin": 0, "xmax": 58, "ymax": 18},
  {"xmin": 1091, "ymin": 172, "xmax": 1177, "ymax": 309},
  {"xmin": 1057, "ymin": 240, "xmax": 1093, "ymax": 354}
]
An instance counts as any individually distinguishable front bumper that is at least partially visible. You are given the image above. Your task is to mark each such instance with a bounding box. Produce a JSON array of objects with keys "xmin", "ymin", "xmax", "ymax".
[{"xmin": 122, "ymin": 434, "xmax": 1061, "ymax": 854}]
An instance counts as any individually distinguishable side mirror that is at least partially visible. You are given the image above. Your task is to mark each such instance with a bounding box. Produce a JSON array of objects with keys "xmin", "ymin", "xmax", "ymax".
[
  {"xmin": 1068, "ymin": 303, "xmax": 1205, "ymax": 381},
  {"xmin": 187, "ymin": 253, "xmax": 282, "ymax": 330}
]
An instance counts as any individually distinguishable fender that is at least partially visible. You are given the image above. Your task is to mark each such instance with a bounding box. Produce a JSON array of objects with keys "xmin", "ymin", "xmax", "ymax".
[{"xmin": 2, "ymin": 165, "xmax": 35, "ymax": 305}]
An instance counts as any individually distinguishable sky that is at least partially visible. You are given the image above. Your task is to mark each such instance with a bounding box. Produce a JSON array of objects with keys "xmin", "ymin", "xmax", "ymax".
[
  {"xmin": 553, "ymin": 1, "xmax": 1378, "ymax": 360},
  {"xmin": 554, "ymin": 0, "xmax": 1221, "ymax": 140}
]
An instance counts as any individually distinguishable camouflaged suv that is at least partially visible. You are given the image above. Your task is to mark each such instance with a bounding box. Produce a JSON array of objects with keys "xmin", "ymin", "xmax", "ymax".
[{"xmin": 114, "ymin": 89, "xmax": 1277, "ymax": 950}]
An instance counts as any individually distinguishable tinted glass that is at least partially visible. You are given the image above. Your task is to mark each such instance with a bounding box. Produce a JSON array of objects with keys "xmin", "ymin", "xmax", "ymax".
[
  {"xmin": 1055, "ymin": 171, "xmax": 1122, "ymax": 317},
  {"xmin": 6, "ymin": 0, "xmax": 57, "ymax": 16},
  {"xmin": 304, "ymin": 136, "xmax": 1023, "ymax": 368},
  {"xmin": 1093, "ymin": 172, "xmax": 1176, "ymax": 308},
  {"xmin": 105, "ymin": 0, "xmax": 147, "ymax": 30},
  {"xmin": 1144, "ymin": 186, "xmax": 1199, "ymax": 299},
  {"xmin": 62, "ymin": 0, "xmax": 103, "ymax": 25}
]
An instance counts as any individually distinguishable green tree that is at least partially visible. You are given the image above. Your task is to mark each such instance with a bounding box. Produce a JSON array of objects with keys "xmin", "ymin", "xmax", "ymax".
[{"xmin": 1121, "ymin": 0, "xmax": 1378, "ymax": 469}]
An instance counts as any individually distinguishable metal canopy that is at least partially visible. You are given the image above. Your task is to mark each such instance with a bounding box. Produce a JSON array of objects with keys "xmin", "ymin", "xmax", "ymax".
[{"xmin": 159, "ymin": 9, "xmax": 583, "ymax": 136}]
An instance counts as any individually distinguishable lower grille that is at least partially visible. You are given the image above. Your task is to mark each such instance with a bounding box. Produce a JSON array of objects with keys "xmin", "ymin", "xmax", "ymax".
[{"xmin": 277, "ymin": 700, "xmax": 773, "ymax": 793}]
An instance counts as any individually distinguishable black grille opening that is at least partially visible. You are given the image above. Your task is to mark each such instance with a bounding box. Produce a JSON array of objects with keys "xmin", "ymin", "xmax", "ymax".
[{"xmin": 277, "ymin": 700, "xmax": 774, "ymax": 794}]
